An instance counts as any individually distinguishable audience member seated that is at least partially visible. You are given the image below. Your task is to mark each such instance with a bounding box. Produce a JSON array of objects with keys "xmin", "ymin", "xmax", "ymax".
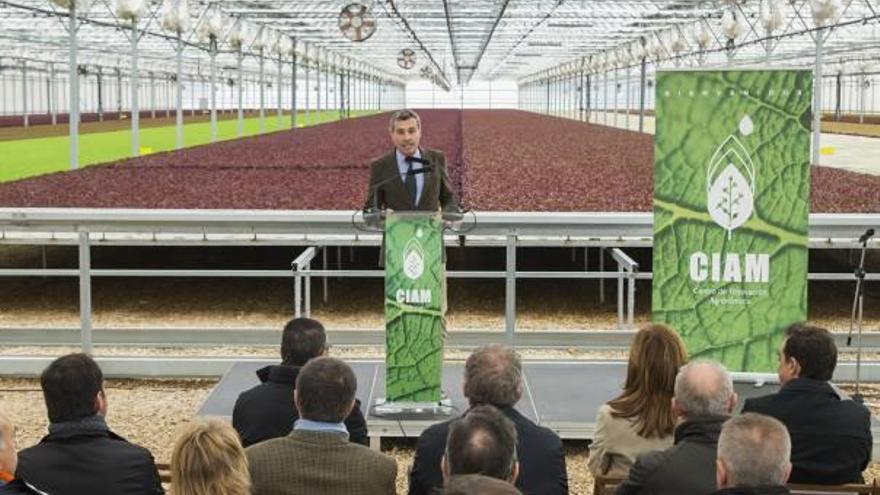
[
  {"xmin": 588, "ymin": 324, "xmax": 687, "ymax": 477},
  {"xmin": 743, "ymin": 323, "xmax": 871, "ymax": 484},
  {"xmin": 15, "ymin": 353, "xmax": 163, "ymax": 495},
  {"xmin": 246, "ymin": 356, "xmax": 397, "ymax": 495},
  {"xmin": 616, "ymin": 360, "xmax": 737, "ymax": 495},
  {"xmin": 233, "ymin": 317, "xmax": 368, "ymax": 447},
  {"xmin": 712, "ymin": 413, "xmax": 792, "ymax": 495},
  {"xmin": 442, "ymin": 405, "xmax": 519, "ymax": 484},
  {"xmin": 409, "ymin": 345, "xmax": 567, "ymax": 495},
  {"xmin": 442, "ymin": 475, "xmax": 523, "ymax": 495},
  {"xmin": 170, "ymin": 418, "xmax": 250, "ymax": 495},
  {"xmin": 0, "ymin": 404, "xmax": 48, "ymax": 495}
]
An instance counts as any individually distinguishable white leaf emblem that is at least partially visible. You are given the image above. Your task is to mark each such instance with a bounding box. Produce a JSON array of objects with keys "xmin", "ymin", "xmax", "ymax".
[
  {"xmin": 706, "ymin": 116, "xmax": 758, "ymax": 240},
  {"xmin": 708, "ymin": 164, "xmax": 754, "ymax": 239},
  {"xmin": 402, "ymin": 239, "xmax": 425, "ymax": 280}
]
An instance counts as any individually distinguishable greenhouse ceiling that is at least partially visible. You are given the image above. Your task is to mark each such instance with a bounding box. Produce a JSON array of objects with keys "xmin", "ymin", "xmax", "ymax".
[{"xmin": 0, "ymin": 0, "xmax": 878, "ymax": 87}]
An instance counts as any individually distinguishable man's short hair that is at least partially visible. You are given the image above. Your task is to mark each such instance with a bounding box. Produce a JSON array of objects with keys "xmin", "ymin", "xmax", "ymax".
[
  {"xmin": 442, "ymin": 474, "xmax": 522, "ymax": 495},
  {"xmin": 445, "ymin": 405, "xmax": 518, "ymax": 481},
  {"xmin": 294, "ymin": 357, "xmax": 357, "ymax": 423},
  {"xmin": 40, "ymin": 353, "xmax": 104, "ymax": 423},
  {"xmin": 718, "ymin": 413, "xmax": 791, "ymax": 486},
  {"xmin": 783, "ymin": 323, "xmax": 837, "ymax": 381},
  {"xmin": 389, "ymin": 109, "xmax": 421, "ymax": 132},
  {"xmin": 281, "ymin": 317, "xmax": 326, "ymax": 366},
  {"xmin": 464, "ymin": 345, "xmax": 522, "ymax": 407},
  {"xmin": 674, "ymin": 360, "xmax": 734, "ymax": 417}
]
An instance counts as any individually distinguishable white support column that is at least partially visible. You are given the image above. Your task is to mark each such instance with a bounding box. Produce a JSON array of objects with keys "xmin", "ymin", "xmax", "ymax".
[
  {"xmin": 813, "ymin": 31, "xmax": 824, "ymax": 166},
  {"xmin": 21, "ymin": 60, "xmax": 29, "ymax": 128},
  {"xmin": 237, "ymin": 49, "xmax": 244, "ymax": 137},
  {"xmin": 259, "ymin": 48, "xmax": 265, "ymax": 133},
  {"xmin": 210, "ymin": 35, "xmax": 217, "ymax": 142},
  {"xmin": 175, "ymin": 36, "xmax": 184, "ymax": 149},
  {"xmin": 316, "ymin": 53, "xmax": 322, "ymax": 124},
  {"xmin": 291, "ymin": 38, "xmax": 298, "ymax": 128},
  {"xmin": 276, "ymin": 54, "xmax": 283, "ymax": 128},
  {"xmin": 69, "ymin": 3, "xmax": 80, "ymax": 169},
  {"xmin": 49, "ymin": 62, "xmax": 57, "ymax": 125},
  {"xmin": 149, "ymin": 71, "xmax": 156, "ymax": 119},
  {"xmin": 131, "ymin": 23, "xmax": 140, "ymax": 157}
]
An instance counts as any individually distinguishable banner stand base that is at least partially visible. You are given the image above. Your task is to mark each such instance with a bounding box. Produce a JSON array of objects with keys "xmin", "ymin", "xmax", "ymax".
[{"xmin": 371, "ymin": 397, "xmax": 457, "ymax": 420}]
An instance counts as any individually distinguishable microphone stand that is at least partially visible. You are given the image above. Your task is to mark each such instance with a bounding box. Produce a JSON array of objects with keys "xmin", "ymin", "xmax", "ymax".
[{"xmin": 847, "ymin": 229, "xmax": 874, "ymax": 403}]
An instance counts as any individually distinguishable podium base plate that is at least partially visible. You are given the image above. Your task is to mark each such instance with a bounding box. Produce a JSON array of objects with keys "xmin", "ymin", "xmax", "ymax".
[{"xmin": 371, "ymin": 397, "xmax": 457, "ymax": 421}]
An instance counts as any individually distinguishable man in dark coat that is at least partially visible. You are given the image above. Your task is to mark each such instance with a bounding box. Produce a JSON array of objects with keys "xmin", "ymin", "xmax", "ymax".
[
  {"xmin": 15, "ymin": 354, "xmax": 163, "ymax": 495},
  {"xmin": 742, "ymin": 323, "xmax": 872, "ymax": 484},
  {"xmin": 364, "ymin": 109, "xmax": 458, "ymax": 214},
  {"xmin": 409, "ymin": 345, "xmax": 567, "ymax": 495},
  {"xmin": 233, "ymin": 317, "xmax": 368, "ymax": 447},
  {"xmin": 711, "ymin": 413, "xmax": 792, "ymax": 495},
  {"xmin": 616, "ymin": 360, "xmax": 738, "ymax": 495}
]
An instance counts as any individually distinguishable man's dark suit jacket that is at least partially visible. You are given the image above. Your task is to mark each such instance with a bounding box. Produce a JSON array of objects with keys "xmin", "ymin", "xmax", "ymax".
[
  {"xmin": 16, "ymin": 426, "xmax": 163, "ymax": 495},
  {"xmin": 742, "ymin": 377, "xmax": 872, "ymax": 484},
  {"xmin": 232, "ymin": 364, "xmax": 369, "ymax": 447},
  {"xmin": 615, "ymin": 415, "xmax": 726, "ymax": 495},
  {"xmin": 408, "ymin": 406, "xmax": 568, "ymax": 495},
  {"xmin": 364, "ymin": 148, "xmax": 457, "ymax": 213}
]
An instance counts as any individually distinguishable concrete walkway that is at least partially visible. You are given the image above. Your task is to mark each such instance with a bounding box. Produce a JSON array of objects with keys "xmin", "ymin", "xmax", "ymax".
[{"xmin": 565, "ymin": 111, "xmax": 880, "ymax": 176}]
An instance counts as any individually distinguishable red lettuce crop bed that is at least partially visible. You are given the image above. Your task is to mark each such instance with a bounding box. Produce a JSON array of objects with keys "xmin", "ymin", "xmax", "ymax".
[{"xmin": 0, "ymin": 109, "xmax": 877, "ymax": 213}]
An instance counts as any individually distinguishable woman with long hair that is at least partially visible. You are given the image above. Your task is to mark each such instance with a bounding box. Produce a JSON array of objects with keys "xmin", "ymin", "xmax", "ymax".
[
  {"xmin": 587, "ymin": 324, "xmax": 687, "ymax": 477},
  {"xmin": 170, "ymin": 418, "xmax": 251, "ymax": 495}
]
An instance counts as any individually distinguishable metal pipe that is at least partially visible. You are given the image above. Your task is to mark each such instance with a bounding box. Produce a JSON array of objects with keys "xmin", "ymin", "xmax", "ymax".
[
  {"xmin": 21, "ymin": 60, "xmax": 28, "ymax": 128},
  {"xmin": 259, "ymin": 48, "xmax": 265, "ymax": 133},
  {"xmin": 49, "ymin": 62, "xmax": 57, "ymax": 125},
  {"xmin": 812, "ymin": 31, "xmax": 824, "ymax": 166},
  {"xmin": 69, "ymin": 3, "xmax": 79, "ymax": 169},
  {"xmin": 639, "ymin": 57, "xmax": 647, "ymax": 133},
  {"xmin": 237, "ymin": 49, "xmax": 243, "ymax": 137},
  {"xmin": 149, "ymin": 71, "xmax": 156, "ymax": 119},
  {"xmin": 291, "ymin": 42, "xmax": 297, "ymax": 129},
  {"xmin": 78, "ymin": 230, "xmax": 92, "ymax": 354},
  {"xmin": 277, "ymin": 53, "xmax": 283, "ymax": 129},
  {"xmin": 210, "ymin": 36, "xmax": 217, "ymax": 142},
  {"xmin": 505, "ymin": 232, "xmax": 516, "ymax": 345},
  {"xmin": 176, "ymin": 36, "xmax": 183, "ymax": 149},
  {"xmin": 131, "ymin": 23, "xmax": 140, "ymax": 157}
]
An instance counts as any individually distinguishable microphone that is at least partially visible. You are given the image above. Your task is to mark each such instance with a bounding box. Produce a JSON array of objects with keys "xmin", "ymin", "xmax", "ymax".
[
  {"xmin": 404, "ymin": 155, "xmax": 431, "ymax": 166},
  {"xmin": 858, "ymin": 228, "xmax": 875, "ymax": 244},
  {"xmin": 406, "ymin": 165, "xmax": 433, "ymax": 176}
]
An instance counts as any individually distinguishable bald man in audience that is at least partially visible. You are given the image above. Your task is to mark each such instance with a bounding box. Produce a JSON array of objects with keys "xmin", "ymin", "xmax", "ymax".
[
  {"xmin": 442, "ymin": 405, "xmax": 519, "ymax": 484},
  {"xmin": 616, "ymin": 360, "xmax": 738, "ymax": 495},
  {"xmin": 712, "ymin": 413, "xmax": 792, "ymax": 495}
]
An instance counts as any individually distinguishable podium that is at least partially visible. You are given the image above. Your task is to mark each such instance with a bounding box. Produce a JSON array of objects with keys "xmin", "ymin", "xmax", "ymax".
[{"xmin": 371, "ymin": 211, "xmax": 454, "ymax": 418}]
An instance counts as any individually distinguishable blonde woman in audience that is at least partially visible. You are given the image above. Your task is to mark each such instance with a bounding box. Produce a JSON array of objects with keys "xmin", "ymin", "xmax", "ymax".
[
  {"xmin": 587, "ymin": 324, "xmax": 687, "ymax": 478},
  {"xmin": 170, "ymin": 418, "xmax": 250, "ymax": 495}
]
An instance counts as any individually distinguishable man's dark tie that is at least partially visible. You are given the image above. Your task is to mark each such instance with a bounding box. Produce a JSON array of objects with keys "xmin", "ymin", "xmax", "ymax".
[{"xmin": 404, "ymin": 159, "xmax": 418, "ymax": 206}]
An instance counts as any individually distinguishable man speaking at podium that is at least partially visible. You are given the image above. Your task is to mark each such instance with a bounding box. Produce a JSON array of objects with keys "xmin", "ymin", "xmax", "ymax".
[{"xmin": 363, "ymin": 109, "xmax": 458, "ymax": 214}]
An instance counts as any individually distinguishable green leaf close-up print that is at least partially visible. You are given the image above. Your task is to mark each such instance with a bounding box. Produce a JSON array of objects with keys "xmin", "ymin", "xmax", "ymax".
[
  {"xmin": 384, "ymin": 213, "xmax": 445, "ymax": 402},
  {"xmin": 652, "ymin": 70, "xmax": 812, "ymax": 372}
]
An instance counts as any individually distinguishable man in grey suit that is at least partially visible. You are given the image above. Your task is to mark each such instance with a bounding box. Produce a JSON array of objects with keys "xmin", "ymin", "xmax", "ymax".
[
  {"xmin": 364, "ymin": 109, "xmax": 458, "ymax": 214},
  {"xmin": 246, "ymin": 357, "xmax": 397, "ymax": 495}
]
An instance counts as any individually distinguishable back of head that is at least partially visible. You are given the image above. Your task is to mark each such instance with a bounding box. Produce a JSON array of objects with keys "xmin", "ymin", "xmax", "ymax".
[
  {"xmin": 718, "ymin": 413, "xmax": 791, "ymax": 487},
  {"xmin": 445, "ymin": 405, "xmax": 518, "ymax": 481},
  {"xmin": 442, "ymin": 474, "xmax": 522, "ymax": 495},
  {"xmin": 281, "ymin": 317, "xmax": 326, "ymax": 366},
  {"xmin": 783, "ymin": 323, "xmax": 837, "ymax": 381},
  {"xmin": 609, "ymin": 324, "xmax": 687, "ymax": 438},
  {"xmin": 674, "ymin": 360, "xmax": 734, "ymax": 418},
  {"xmin": 464, "ymin": 345, "xmax": 522, "ymax": 408},
  {"xmin": 294, "ymin": 356, "xmax": 357, "ymax": 423},
  {"xmin": 171, "ymin": 418, "xmax": 251, "ymax": 495},
  {"xmin": 40, "ymin": 353, "xmax": 103, "ymax": 423}
]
